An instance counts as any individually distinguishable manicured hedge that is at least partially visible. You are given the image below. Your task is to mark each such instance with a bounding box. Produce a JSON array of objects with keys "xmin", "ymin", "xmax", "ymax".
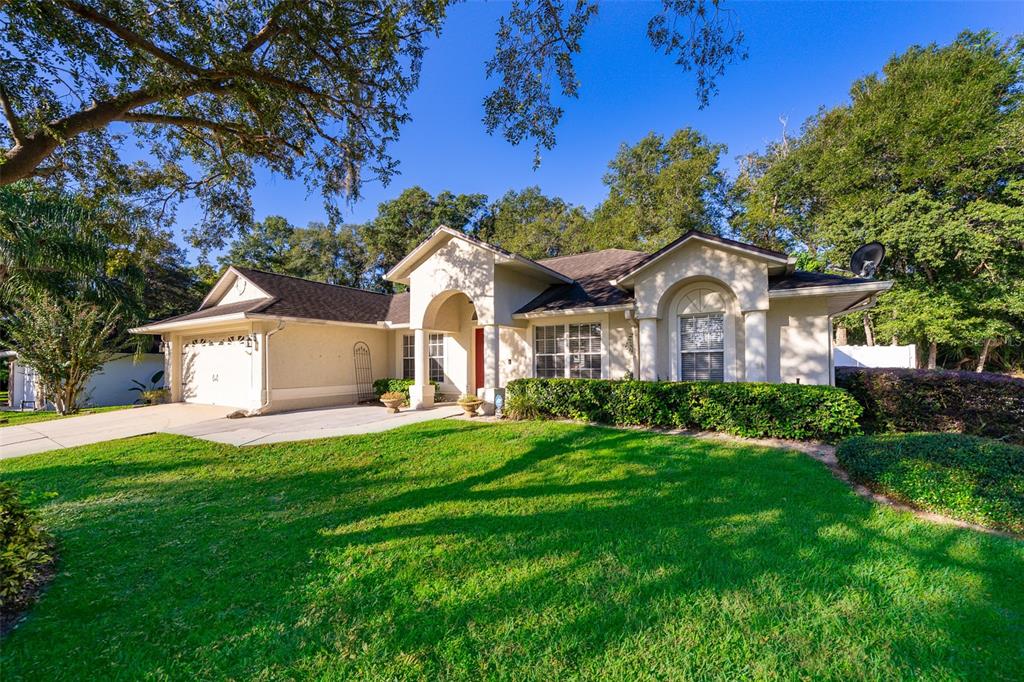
[
  {"xmin": 836, "ymin": 367, "xmax": 1024, "ymax": 445},
  {"xmin": 372, "ymin": 378, "xmax": 442, "ymax": 405},
  {"xmin": 1, "ymin": 483, "xmax": 55, "ymax": 625},
  {"xmin": 836, "ymin": 433, "xmax": 1024, "ymax": 534},
  {"xmin": 505, "ymin": 378, "xmax": 862, "ymax": 442}
]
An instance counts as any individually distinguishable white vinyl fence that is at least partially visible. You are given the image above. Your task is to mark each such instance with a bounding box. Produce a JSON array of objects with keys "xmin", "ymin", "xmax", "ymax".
[
  {"xmin": 7, "ymin": 353, "xmax": 165, "ymax": 409},
  {"xmin": 834, "ymin": 344, "xmax": 916, "ymax": 369}
]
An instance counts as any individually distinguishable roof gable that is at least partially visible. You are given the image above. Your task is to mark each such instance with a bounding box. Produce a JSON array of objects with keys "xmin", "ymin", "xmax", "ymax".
[
  {"xmin": 612, "ymin": 231, "xmax": 790, "ymax": 286},
  {"xmin": 385, "ymin": 225, "xmax": 573, "ymax": 285}
]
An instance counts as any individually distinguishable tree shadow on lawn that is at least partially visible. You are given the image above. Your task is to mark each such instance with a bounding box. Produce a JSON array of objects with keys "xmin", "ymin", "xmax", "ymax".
[{"xmin": 1, "ymin": 421, "xmax": 1022, "ymax": 680}]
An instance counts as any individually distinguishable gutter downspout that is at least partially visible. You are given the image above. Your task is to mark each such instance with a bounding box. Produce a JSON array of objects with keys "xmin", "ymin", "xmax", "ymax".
[{"xmin": 249, "ymin": 321, "xmax": 284, "ymax": 416}]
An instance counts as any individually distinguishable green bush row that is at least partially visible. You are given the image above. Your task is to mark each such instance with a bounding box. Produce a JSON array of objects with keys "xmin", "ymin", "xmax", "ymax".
[
  {"xmin": 836, "ymin": 433, "xmax": 1024, "ymax": 534},
  {"xmin": 1, "ymin": 483, "xmax": 55, "ymax": 615},
  {"xmin": 372, "ymin": 378, "xmax": 442, "ymax": 405},
  {"xmin": 505, "ymin": 378, "xmax": 862, "ymax": 442},
  {"xmin": 835, "ymin": 367, "xmax": 1024, "ymax": 444}
]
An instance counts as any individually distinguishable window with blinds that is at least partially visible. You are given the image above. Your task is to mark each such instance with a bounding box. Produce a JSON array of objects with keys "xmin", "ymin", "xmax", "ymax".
[
  {"xmin": 428, "ymin": 333, "xmax": 445, "ymax": 383},
  {"xmin": 535, "ymin": 323, "xmax": 602, "ymax": 378},
  {"xmin": 402, "ymin": 334, "xmax": 415, "ymax": 380},
  {"xmin": 534, "ymin": 325, "xmax": 565, "ymax": 378},
  {"xmin": 568, "ymin": 323, "xmax": 602, "ymax": 379},
  {"xmin": 680, "ymin": 313, "xmax": 725, "ymax": 381}
]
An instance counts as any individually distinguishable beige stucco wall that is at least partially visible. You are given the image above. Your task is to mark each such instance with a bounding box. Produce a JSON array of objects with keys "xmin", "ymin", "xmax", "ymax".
[
  {"xmin": 215, "ymin": 273, "xmax": 268, "ymax": 306},
  {"xmin": 767, "ymin": 297, "xmax": 831, "ymax": 385},
  {"xmin": 267, "ymin": 323, "xmax": 394, "ymax": 410},
  {"xmin": 633, "ymin": 241, "xmax": 769, "ymax": 319},
  {"xmin": 408, "ymin": 236, "xmax": 551, "ymax": 329}
]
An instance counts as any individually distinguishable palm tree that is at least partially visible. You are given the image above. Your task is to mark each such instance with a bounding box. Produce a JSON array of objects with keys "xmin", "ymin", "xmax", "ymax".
[{"xmin": 0, "ymin": 182, "xmax": 142, "ymax": 312}]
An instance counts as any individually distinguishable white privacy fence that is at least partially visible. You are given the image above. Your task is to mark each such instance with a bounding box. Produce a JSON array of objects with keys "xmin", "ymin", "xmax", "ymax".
[{"xmin": 834, "ymin": 344, "xmax": 916, "ymax": 369}]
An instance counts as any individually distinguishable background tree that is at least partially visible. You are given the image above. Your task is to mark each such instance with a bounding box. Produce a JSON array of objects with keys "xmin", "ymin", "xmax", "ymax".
[
  {"xmin": 591, "ymin": 128, "xmax": 729, "ymax": 250},
  {"xmin": 0, "ymin": 183, "xmax": 143, "ymax": 316},
  {"xmin": 732, "ymin": 32, "xmax": 1024, "ymax": 371},
  {"xmin": 218, "ymin": 215, "xmax": 296, "ymax": 274},
  {"xmin": 361, "ymin": 187, "xmax": 487, "ymax": 290},
  {"xmin": 2, "ymin": 296, "xmax": 124, "ymax": 414},
  {"xmin": 1, "ymin": 0, "xmax": 742, "ymax": 250},
  {"xmin": 475, "ymin": 187, "xmax": 592, "ymax": 259}
]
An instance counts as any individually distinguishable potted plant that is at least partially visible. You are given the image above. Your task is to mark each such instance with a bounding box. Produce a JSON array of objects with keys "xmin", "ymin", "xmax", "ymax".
[
  {"xmin": 457, "ymin": 394, "xmax": 484, "ymax": 417},
  {"xmin": 380, "ymin": 391, "xmax": 405, "ymax": 413}
]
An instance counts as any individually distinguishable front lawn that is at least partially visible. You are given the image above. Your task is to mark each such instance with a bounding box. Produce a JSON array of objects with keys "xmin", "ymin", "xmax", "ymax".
[
  {"xmin": 0, "ymin": 405, "xmax": 132, "ymax": 428},
  {"xmin": 1, "ymin": 421, "xmax": 1022, "ymax": 679}
]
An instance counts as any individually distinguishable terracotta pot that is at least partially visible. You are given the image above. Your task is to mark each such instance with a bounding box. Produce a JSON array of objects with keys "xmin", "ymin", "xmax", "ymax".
[
  {"xmin": 458, "ymin": 399, "xmax": 483, "ymax": 417},
  {"xmin": 381, "ymin": 398, "xmax": 403, "ymax": 414}
]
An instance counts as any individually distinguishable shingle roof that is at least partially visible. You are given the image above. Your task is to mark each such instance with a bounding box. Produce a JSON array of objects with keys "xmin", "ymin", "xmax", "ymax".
[
  {"xmin": 515, "ymin": 249, "xmax": 647, "ymax": 314},
  {"xmin": 767, "ymin": 271, "xmax": 875, "ymax": 290},
  {"xmin": 142, "ymin": 298, "xmax": 271, "ymax": 326},
  {"xmin": 230, "ymin": 267, "xmax": 395, "ymax": 324}
]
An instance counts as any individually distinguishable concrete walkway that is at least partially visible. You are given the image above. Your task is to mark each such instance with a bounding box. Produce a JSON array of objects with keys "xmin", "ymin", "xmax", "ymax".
[
  {"xmin": 167, "ymin": 403, "xmax": 463, "ymax": 446},
  {"xmin": 1, "ymin": 403, "xmax": 462, "ymax": 458}
]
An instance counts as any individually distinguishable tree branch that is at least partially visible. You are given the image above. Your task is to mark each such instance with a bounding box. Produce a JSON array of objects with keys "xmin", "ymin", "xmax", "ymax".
[
  {"xmin": 0, "ymin": 84, "xmax": 26, "ymax": 146},
  {"xmin": 57, "ymin": 0, "xmax": 209, "ymax": 76},
  {"xmin": 1, "ymin": 80, "xmax": 227, "ymax": 185},
  {"xmin": 118, "ymin": 112, "xmax": 246, "ymax": 136},
  {"xmin": 117, "ymin": 111, "xmax": 305, "ymax": 157},
  {"xmin": 240, "ymin": 17, "xmax": 284, "ymax": 54}
]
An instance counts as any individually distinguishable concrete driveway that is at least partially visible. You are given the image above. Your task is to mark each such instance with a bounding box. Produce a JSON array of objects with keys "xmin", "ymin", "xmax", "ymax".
[{"xmin": 1, "ymin": 402, "xmax": 462, "ymax": 459}]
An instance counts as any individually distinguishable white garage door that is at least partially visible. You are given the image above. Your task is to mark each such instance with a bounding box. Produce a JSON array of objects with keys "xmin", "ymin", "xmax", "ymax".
[{"xmin": 181, "ymin": 334, "xmax": 254, "ymax": 407}]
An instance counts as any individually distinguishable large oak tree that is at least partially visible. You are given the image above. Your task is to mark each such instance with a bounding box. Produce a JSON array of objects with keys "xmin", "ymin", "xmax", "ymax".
[{"xmin": 0, "ymin": 0, "xmax": 743, "ymax": 249}]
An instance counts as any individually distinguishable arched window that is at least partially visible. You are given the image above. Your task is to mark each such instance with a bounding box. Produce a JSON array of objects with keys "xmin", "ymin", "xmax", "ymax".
[{"xmin": 672, "ymin": 287, "xmax": 732, "ymax": 382}]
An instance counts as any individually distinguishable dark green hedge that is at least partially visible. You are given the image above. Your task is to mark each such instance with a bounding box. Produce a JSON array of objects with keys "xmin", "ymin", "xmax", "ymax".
[
  {"xmin": 372, "ymin": 378, "xmax": 442, "ymax": 405},
  {"xmin": 1, "ymin": 483, "xmax": 55, "ymax": 620},
  {"xmin": 505, "ymin": 378, "xmax": 862, "ymax": 442},
  {"xmin": 836, "ymin": 433, "xmax": 1024, "ymax": 534},
  {"xmin": 836, "ymin": 367, "xmax": 1024, "ymax": 445}
]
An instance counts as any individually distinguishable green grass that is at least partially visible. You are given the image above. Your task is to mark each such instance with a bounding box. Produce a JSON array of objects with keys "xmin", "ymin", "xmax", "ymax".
[
  {"xmin": 837, "ymin": 433, "xmax": 1024, "ymax": 534},
  {"xmin": 1, "ymin": 421, "xmax": 1022, "ymax": 680},
  {"xmin": 0, "ymin": 404, "xmax": 132, "ymax": 428}
]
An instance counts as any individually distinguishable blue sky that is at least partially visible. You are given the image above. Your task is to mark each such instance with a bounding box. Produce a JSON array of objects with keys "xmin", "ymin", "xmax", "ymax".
[{"xmin": 176, "ymin": 1, "xmax": 1021, "ymax": 261}]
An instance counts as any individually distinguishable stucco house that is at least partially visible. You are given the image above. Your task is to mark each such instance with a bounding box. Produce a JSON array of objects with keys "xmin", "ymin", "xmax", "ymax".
[{"xmin": 131, "ymin": 227, "xmax": 892, "ymax": 415}]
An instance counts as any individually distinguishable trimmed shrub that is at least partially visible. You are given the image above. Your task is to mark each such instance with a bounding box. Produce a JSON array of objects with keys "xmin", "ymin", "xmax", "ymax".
[
  {"xmin": 837, "ymin": 433, "xmax": 1024, "ymax": 534},
  {"xmin": 372, "ymin": 378, "xmax": 442, "ymax": 405},
  {"xmin": 1, "ymin": 483, "xmax": 55, "ymax": 619},
  {"xmin": 505, "ymin": 378, "xmax": 862, "ymax": 442},
  {"xmin": 836, "ymin": 367, "xmax": 1024, "ymax": 445}
]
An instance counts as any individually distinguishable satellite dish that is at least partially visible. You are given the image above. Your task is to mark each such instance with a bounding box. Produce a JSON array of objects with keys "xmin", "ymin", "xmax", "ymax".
[{"xmin": 849, "ymin": 242, "xmax": 885, "ymax": 279}]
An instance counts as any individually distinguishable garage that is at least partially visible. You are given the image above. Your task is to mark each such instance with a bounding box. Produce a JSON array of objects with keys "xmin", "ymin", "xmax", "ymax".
[{"xmin": 180, "ymin": 333, "xmax": 256, "ymax": 407}]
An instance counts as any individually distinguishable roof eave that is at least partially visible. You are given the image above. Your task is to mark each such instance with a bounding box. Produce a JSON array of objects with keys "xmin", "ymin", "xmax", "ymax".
[
  {"xmin": 130, "ymin": 312, "xmax": 250, "ymax": 334},
  {"xmin": 512, "ymin": 303, "xmax": 634, "ymax": 319},
  {"xmin": 768, "ymin": 280, "xmax": 893, "ymax": 299}
]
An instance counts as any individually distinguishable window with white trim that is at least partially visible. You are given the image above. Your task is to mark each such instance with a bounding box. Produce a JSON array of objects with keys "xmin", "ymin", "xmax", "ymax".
[
  {"xmin": 679, "ymin": 313, "xmax": 724, "ymax": 381},
  {"xmin": 401, "ymin": 334, "xmax": 415, "ymax": 380},
  {"xmin": 534, "ymin": 323, "xmax": 602, "ymax": 378},
  {"xmin": 428, "ymin": 333, "xmax": 445, "ymax": 383}
]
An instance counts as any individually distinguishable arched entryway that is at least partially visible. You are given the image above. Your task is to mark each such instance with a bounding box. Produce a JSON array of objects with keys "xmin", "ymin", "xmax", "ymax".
[{"xmin": 409, "ymin": 289, "xmax": 499, "ymax": 412}]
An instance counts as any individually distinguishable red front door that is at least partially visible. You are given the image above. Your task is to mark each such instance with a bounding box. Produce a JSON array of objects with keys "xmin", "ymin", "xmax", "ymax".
[{"xmin": 474, "ymin": 328, "xmax": 484, "ymax": 391}]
